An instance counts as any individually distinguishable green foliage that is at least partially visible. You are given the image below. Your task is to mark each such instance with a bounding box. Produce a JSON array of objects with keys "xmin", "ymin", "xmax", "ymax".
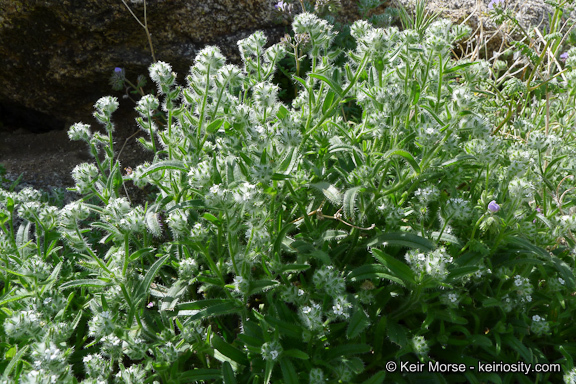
[{"xmin": 2, "ymin": 1, "xmax": 576, "ymax": 383}]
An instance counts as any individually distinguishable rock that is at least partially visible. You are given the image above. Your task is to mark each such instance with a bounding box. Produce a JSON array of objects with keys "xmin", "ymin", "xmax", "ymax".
[
  {"xmin": 0, "ymin": 0, "xmax": 363, "ymax": 197},
  {"xmin": 393, "ymin": 0, "xmax": 555, "ymax": 54},
  {"xmin": 0, "ymin": 0, "xmax": 290, "ymax": 131}
]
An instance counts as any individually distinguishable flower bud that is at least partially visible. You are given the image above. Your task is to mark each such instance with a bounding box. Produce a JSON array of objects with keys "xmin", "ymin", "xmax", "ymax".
[{"xmin": 488, "ymin": 200, "xmax": 500, "ymax": 213}]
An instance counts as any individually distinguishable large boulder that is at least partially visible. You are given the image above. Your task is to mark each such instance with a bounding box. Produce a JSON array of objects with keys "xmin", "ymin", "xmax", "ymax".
[
  {"xmin": 0, "ymin": 0, "xmax": 362, "ymax": 193},
  {"xmin": 0, "ymin": 0, "xmax": 289, "ymax": 132},
  {"xmin": 394, "ymin": 0, "xmax": 555, "ymax": 54}
]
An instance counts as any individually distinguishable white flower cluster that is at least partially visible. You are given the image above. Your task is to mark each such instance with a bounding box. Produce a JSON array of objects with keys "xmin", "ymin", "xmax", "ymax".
[
  {"xmin": 412, "ymin": 335, "xmax": 429, "ymax": 358},
  {"xmin": 83, "ymin": 353, "xmax": 109, "ymax": 380},
  {"xmin": 414, "ymin": 186, "xmax": 439, "ymax": 206},
  {"xmin": 309, "ymin": 368, "xmax": 326, "ymax": 384},
  {"xmin": 508, "ymin": 178, "xmax": 535, "ymax": 202},
  {"xmin": 178, "ymin": 258, "xmax": 199, "ymax": 282},
  {"xmin": 261, "ymin": 340, "xmax": 283, "ymax": 361},
  {"xmin": 313, "ymin": 265, "xmax": 346, "ymax": 296},
  {"xmin": 30, "ymin": 341, "xmax": 69, "ymax": 376},
  {"xmin": 441, "ymin": 292, "xmax": 460, "ymax": 308},
  {"xmin": 331, "ymin": 295, "xmax": 352, "ymax": 319},
  {"xmin": 233, "ymin": 275, "xmax": 251, "ymax": 295},
  {"xmin": 136, "ymin": 94, "xmax": 159, "ymax": 118},
  {"xmin": 68, "ymin": 122, "xmax": 92, "ymax": 142},
  {"xmin": 299, "ymin": 302, "xmax": 324, "ymax": 332},
  {"xmin": 445, "ymin": 197, "xmax": 472, "ymax": 222},
  {"xmin": 531, "ymin": 315, "xmax": 550, "ymax": 336},
  {"xmin": 502, "ymin": 275, "xmax": 534, "ymax": 312},
  {"xmin": 405, "ymin": 247, "xmax": 453, "ymax": 281},
  {"xmin": 115, "ymin": 364, "xmax": 148, "ymax": 383},
  {"xmin": 71, "ymin": 163, "xmax": 99, "ymax": 194},
  {"xmin": 88, "ymin": 310, "xmax": 115, "ymax": 338},
  {"xmin": 292, "ymin": 13, "xmax": 336, "ymax": 57},
  {"xmin": 149, "ymin": 61, "xmax": 176, "ymax": 94},
  {"xmin": 281, "ymin": 285, "xmax": 307, "ymax": 305},
  {"xmin": 4, "ymin": 310, "xmax": 43, "ymax": 341},
  {"xmin": 93, "ymin": 96, "xmax": 119, "ymax": 130},
  {"xmin": 565, "ymin": 367, "xmax": 576, "ymax": 384}
]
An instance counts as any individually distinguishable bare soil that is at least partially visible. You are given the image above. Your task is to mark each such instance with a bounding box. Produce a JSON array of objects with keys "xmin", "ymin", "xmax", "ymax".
[{"xmin": 0, "ymin": 116, "xmax": 154, "ymax": 204}]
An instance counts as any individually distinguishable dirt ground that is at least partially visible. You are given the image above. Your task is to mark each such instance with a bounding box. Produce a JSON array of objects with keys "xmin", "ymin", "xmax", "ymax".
[{"xmin": 0, "ymin": 114, "xmax": 154, "ymax": 204}]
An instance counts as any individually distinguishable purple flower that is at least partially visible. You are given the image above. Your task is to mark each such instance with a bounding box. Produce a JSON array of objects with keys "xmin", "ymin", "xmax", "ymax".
[
  {"xmin": 560, "ymin": 52, "xmax": 569, "ymax": 61},
  {"xmin": 488, "ymin": 0, "xmax": 505, "ymax": 10},
  {"xmin": 115, "ymin": 67, "xmax": 123, "ymax": 72},
  {"xmin": 533, "ymin": 207, "xmax": 542, "ymax": 223},
  {"xmin": 275, "ymin": 0, "xmax": 288, "ymax": 12},
  {"xmin": 488, "ymin": 200, "xmax": 500, "ymax": 213}
]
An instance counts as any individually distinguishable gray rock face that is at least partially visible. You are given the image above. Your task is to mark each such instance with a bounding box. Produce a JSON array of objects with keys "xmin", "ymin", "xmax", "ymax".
[
  {"xmin": 394, "ymin": 0, "xmax": 554, "ymax": 49},
  {"xmin": 0, "ymin": 0, "xmax": 288, "ymax": 131},
  {"xmin": 0, "ymin": 0, "xmax": 555, "ymax": 133},
  {"xmin": 395, "ymin": 0, "xmax": 553, "ymax": 29}
]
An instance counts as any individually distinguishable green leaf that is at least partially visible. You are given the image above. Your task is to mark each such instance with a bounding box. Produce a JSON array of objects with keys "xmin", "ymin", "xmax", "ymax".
[
  {"xmin": 212, "ymin": 334, "xmax": 249, "ymax": 366},
  {"xmin": 278, "ymin": 146, "xmax": 300, "ymax": 176},
  {"xmin": 324, "ymin": 344, "xmax": 371, "ymax": 360},
  {"xmin": 106, "ymin": 164, "xmax": 123, "ymax": 195},
  {"xmin": 178, "ymin": 299, "xmax": 236, "ymax": 311},
  {"xmin": 322, "ymin": 229, "xmax": 348, "ymax": 242},
  {"xmin": 348, "ymin": 264, "xmax": 402, "ymax": 285},
  {"xmin": 419, "ymin": 104, "xmax": 445, "ymax": 126},
  {"xmin": 140, "ymin": 160, "xmax": 187, "ymax": 177},
  {"xmin": 280, "ymin": 358, "xmax": 299, "ymax": 384},
  {"xmin": 502, "ymin": 334, "xmax": 532, "ymax": 362},
  {"xmin": 248, "ymin": 280, "xmax": 280, "ymax": 296},
  {"xmin": 0, "ymin": 293, "xmax": 32, "ymax": 306},
  {"xmin": 508, "ymin": 237, "xmax": 575, "ymax": 288},
  {"xmin": 444, "ymin": 61, "xmax": 476, "ymax": 74},
  {"xmin": 6, "ymin": 196, "xmax": 14, "ymax": 213},
  {"xmin": 264, "ymin": 360, "xmax": 274, "ymax": 384},
  {"xmin": 129, "ymin": 247, "xmax": 155, "ymax": 262},
  {"xmin": 278, "ymin": 264, "xmax": 310, "ymax": 273},
  {"xmin": 41, "ymin": 261, "xmax": 63, "ymax": 293},
  {"xmin": 282, "ymin": 349, "xmax": 309, "ymax": 360},
  {"xmin": 311, "ymin": 182, "xmax": 342, "ymax": 205},
  {"xmin": 322, "ymin": 89, "xmax": 336, "ymax": 114},
  {"xmin": 1, "ymin": 345, "xmax": 28, "ymax": 381},
  {"xmin": 387, "ymin": 321, "xmax": 408, "ymax": 348},
  {"xmin": 271, "ymin": 172, "xmax": 293, "ymax": 180},
  {"xmin": 447, "ymin": 266, "xmax": 479, "ymax": 281},
  {"xmin": 273, "ymin": 223, "xmax": 294, "ymax": 258},
  {"xmin": 207, "ymin": 118, "xmax": 224, "ymax": 133},
  {"xmin": 16, "ymin": 221, "xmax": 31, "ymax": 249},
  {"xmin": 431, "ymin": 231, "xmax": 462, "ymax": 246},
  {"xmin": 411, "ymin": 80, "xmax": 421, "ymax": 104},
  {"xmin": 360, "ymin": 371, "xmax": 386, "ymax": 384},
  {"xmin": 347, "ymin": 310, "xmax": 370, "ymax": 339},
  {"xmin": 179, "ymin": 369, "xmax": 222, "ymax": 381},
  {"xmin": 222, "ymin": 361, "xmax": 237, "ymax": 384},
  {"xmin": 309, "ymin": 73, "xmax": 344, "ymax": 97},
  {"xmin": 385, "ymin": 149, "xmax": 421, "ymax": 174},
  {"xmin": 59, "ymin": 279, "xmax": 110, "ymax": 291},
  {"xmin": 371, "ymin": 248, "xmax": 416, "ymax": 286},
  {"xmin": 132, "ymin": 254, "xmax": 170, "ymax": 304},
  {"xmin": 276, "ymin": 105, "xmax": 289, "ymax": 120},
  {"xmin": 343, "ymin": 186, "xmax": 364, "ymax": 220},
  {"xmin": 264, "ymin": 316, "xmax": 303, "ymax": 339},
  {"xmin": 367, "ymin": 232, "xmax": 435, "ymax": 251},
  {"xmin": 202, "ymin": 212, "xmax": 222, "ymax": 226},
  {"xmin": 440, "ymin": 154, "xmax": 475, "ymax": 168},
  {"xmin": 178, "ymin": 301, "xmax": 241, "ymax": 320}
]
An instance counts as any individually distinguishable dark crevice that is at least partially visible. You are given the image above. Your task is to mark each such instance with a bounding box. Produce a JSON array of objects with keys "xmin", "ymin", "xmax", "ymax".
[{"xmin": 0, "ymin": 102, "xmax": 65, "ymax": 133}]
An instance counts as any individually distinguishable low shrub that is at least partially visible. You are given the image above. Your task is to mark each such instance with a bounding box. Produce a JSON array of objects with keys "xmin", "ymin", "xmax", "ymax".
[{"xmin": 1, "ymin": 2, "xmax": 576, "ymax": 383}]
